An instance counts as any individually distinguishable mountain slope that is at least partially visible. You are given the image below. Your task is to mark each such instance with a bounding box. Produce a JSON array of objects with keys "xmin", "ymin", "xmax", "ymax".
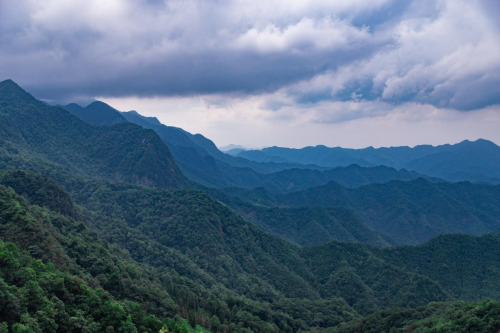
[
  {"xmin": 0, "ymin": 170, "xmax": 359, "ymax": 332},
  {"xmin": 278, "ymin": 179, "xmax": 500, "ymax": 244},
  {"xmin": 303, "ymin": 233, "xmax": 500, "ymax": 314},
  {"xmin": 332, "ymin": 300, "xmax": 500, "ymax": 333},
  {"xmin": 247, "ymin": 206, "xmax": 391, "ymax": 247},
  {"xmin": 4, "ymin": 170, "xmax": 500, "ymax": 332},
  {"xmin": 380, "ymin": 234, "xmax": 500, "ymax": 300},
  {"xmin": 0, "ymin": 238, "xmax": 173, "ymax": 333},
  {"xmin": 122, "ymin": 110, "xmax": 239, "ymax": 188},
  {"xmin": 1, "ymin": 162, "xmax": 500, "ymax": 331},
  {"xmin": 73, "ymin": 175, "xmax": 500, "ymax": 315},
  {"xmin": 0, "ymin": 79, "xmax": 184, "ymax": 188},
  {"xmin": 1, "ymin": 169, "xmax": 458, "ymax": 316}
]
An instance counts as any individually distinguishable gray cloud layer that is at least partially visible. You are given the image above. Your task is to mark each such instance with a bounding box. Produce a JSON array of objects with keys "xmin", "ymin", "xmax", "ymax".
[{"xmin": 1, "ymin": 0, "xmax": 499, "ymax": 111}]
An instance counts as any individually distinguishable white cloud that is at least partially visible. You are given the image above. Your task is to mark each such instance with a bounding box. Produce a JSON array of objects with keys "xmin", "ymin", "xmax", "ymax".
[
  {"xmin": 275, "ymin": 0, "xmax": 500, "ymax": 110},
  {"xmin": 101, "ymin": 94, "xmax": 500, "ymax": 148},
  {"xmin": 232, "ymin": 18, "xmax": 372, "ymax": 53}
]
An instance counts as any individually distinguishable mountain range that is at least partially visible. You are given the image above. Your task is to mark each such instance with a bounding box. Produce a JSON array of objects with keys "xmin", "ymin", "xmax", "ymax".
[
  {"xmin": 61, "ymin": 102, "xmax": 439, "ymax": 194},
  {"xmin": 232, "ymin": 140, "xmax": 500, "ymax": 184},
  {"xmin": 58, "ymin": 88, "xmax": 500, "ymax": 246},
  {"xmin": 1, "ymin": 78, "xmax": 500, "ymax": 332}
]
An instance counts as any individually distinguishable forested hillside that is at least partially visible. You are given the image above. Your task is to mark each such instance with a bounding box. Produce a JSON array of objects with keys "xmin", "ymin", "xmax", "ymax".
[
  {"xmin": 276, "ymin": 179, "xmax": 500, "ymax": 244},
  {"xmin": 0, "ymin": 80, "xmax": 184, "ymax": 189},
  {"xmin": 1, "ymin": 80, "xmax": 500, "ymax": 332},
  {"xmin": 215, "ymin": 177, "xmax": 500, "ymax": 246},
  {"xmin": 332, "ymin": 300, "xmax": 500, "ymax": 333},
  {"xmin": 3, "ymin": 169, "xmax": 500, "ymax": 332},
  {"xmin": 0, "ymin": 238, "xmax": 174, "ymax": 333},
  {"xmin": 239, "ymin": 206, "xmax": 391, "ymax": 247},
  {"xmin": 0, "ymin": 171, "xmax": 355, "ymax": 332}
]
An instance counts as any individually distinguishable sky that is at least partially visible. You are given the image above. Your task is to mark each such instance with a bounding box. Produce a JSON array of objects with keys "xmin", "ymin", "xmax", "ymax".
[{"xmin": 1, "ymin": 0, "xmax": 500, "ymax": 148}]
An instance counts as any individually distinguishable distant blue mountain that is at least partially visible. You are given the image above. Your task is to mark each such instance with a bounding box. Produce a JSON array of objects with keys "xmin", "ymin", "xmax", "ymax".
[
  {"xmin": 119, "ymin": 108, "xmax": 434, "ymax": 191},
  {"xmin": 219, "ymin": 144, "xmax": 247, "ymax": 152},
  {"xmin": 236, "ymin": 140, "xmax": 500, "ymax": 184}
]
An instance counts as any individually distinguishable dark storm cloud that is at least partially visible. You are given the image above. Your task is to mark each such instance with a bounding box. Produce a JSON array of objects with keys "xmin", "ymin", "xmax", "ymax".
[
  {"xmin": 1, "ymin": 0, "xmax": 499, "ymax": 111},
  {"xmin": 27, "ymin": 43, "xmax": 387, "ymax": 103}
]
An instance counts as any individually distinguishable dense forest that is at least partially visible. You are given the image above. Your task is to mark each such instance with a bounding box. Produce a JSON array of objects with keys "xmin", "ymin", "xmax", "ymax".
[
  {"xmin": 331, "ymin": 300, "xmax": 500, "ymax": 333},
  {"xmin": 1, "ymin": 79, "xmax": 500, "ymax": 332},
  {"xmin": 218, "ymin": 178, "xmax": 500, "ymax": 245},
  {"xmin": 0, "ymin": 80, "xmax": 184, "ymax": 189}
]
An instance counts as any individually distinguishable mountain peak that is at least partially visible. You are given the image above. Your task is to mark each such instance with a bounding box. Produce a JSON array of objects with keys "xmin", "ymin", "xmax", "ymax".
[
  {"xmin": 62, "ymin": 100, "xmax": 126, "ymax": 126},
  {"xmin": 88, "ymin": 100, "xmax": 110, "ymax": 106},
  {"xmin": 65, "ymin": 102, "xmax": 83, "ymax": 108},
  {"xmin": 457, "ymin": 138, "xmax": 498, "ymax": 149},
  {"xmin": 219, "ymin": 144, "xmax": 247, "ymax": 152},
  {"xmin": 472, "ymin": 138, "xmax": 497, "ymax": 146},
  {"xmin": 0, "ymin": 79, "xmax": 40, "ymax": 105},
  {"xmin": 0, "ymin": 79, "xmax": 28, "ymax": 93},
  {"xmin": 0, "ymin": 79, "xmax": 17, "ymax": 87},
  {"xmin": 0, "ymin": 79, "xmax": 28, "ymax": 94}
]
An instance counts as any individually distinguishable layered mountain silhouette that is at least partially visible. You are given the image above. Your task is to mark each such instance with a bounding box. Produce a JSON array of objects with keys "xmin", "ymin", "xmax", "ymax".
[
  {"xmin": 2, "ymin": 79, "xmax": 500, "ymax": 332},
  {"xmin": 234, "ymin": 140, "xmax": 500, "ymax": 184},
  {"xmin": 63, "ymin": 99, "xmax": 439, "ymax": 193},
  {"xmin": 54, "ymin": 93, "xmax": 500, "ymax": 247}
]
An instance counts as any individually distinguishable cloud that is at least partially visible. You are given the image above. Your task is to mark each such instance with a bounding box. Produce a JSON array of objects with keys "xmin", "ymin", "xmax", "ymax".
[
  {"xmin": 0, "ymin": 0, "xmax": 499, "ymax": 113},
  {"xmin": 232, "ymin": 18, "xmax": 372, "ymax": 53},
  {"xmin": 262, "ymin": 0, "xmax": 500, "ymax": 111},
  {"xmin": 101, "ymin": 94, "xmax": 500, "ymax": 148}
]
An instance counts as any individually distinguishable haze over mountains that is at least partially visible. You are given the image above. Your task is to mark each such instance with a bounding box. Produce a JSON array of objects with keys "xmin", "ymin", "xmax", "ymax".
[
  {"xmin": 1, "ymin": 79, "xmax": 500, "ymax": 332},
  {"xmin": 61, "ymin": 100, "xmax": 500, "ymax": 190},
  {"xmin": 219, "ymin": 144, "xmax": 248, "ymax": 152}
]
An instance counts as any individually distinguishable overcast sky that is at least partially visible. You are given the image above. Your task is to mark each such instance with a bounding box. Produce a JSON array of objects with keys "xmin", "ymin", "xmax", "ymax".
[{"xmin": 1, "ymin": 0, "xmax": 500, "ymax": 148}]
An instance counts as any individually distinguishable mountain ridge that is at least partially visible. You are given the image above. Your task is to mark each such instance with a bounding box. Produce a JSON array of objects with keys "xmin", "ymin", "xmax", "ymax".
[
  {"xmin": 66, "ymin": 100, "xmax": 442, "ymax": 192},
  {"xmin": 236, "ymin": 139, "xmax": 500, "ymax": 184},
  {"xmin": 0, "ymin": 79, "xmax": 185, "ymax": 189}
]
